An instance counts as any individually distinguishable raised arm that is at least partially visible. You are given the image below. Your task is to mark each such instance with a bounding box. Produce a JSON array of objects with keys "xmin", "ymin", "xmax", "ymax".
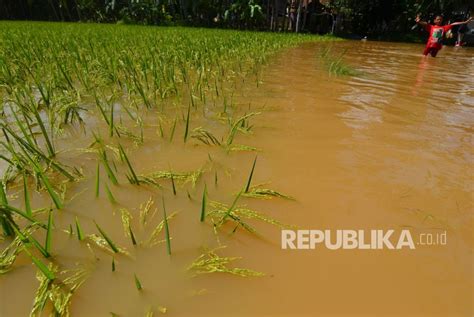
[
  {"xmin": 415, "ymin": 15, "xmax": 429, "ymax": 28},
  {"xmin": 450, "ymin": 17, "xmax": 473, "ymax": 27}
]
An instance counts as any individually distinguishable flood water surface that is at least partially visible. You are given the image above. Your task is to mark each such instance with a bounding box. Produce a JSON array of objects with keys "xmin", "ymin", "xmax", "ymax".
[{"xmin": 1, "ymin": 41, "xmax": 472, "ymax": 316}]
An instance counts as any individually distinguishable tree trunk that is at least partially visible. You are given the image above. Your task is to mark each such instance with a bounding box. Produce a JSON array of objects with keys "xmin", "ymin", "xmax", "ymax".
[{"xmin": 295, "ymin": 0, "xmax": 303, "ymax": 32}]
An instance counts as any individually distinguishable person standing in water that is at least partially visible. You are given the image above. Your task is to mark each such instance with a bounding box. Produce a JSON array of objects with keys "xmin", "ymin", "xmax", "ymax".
[{"xmin": 415, "ymin": 14, "xmax": 473, "ymax": 57}]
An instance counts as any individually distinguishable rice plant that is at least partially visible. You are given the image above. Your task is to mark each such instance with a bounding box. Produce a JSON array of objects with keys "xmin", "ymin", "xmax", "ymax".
[
  {"xmin": 242, "ymin": 185, "xmax": 295, "ymax": 200},
  {"xmin": 75, "ymin": 216, "xmax": 84, "ymax": 241},
  {"xmin": 162, "ymin": 198, "xmax": 172, "ymax": 255},
  {"xmin": 30, "ymin": 265, "xmax": 87, "ymax": 316},
  {"xmin": 244, "ymin": 156, "xmax": 258, "ymax": 193},
  {"xmin": 188, "ymin": 247, "xmax": 264, "ymax": 277},
  {"xmin": 118, "ymin": 143, "xmax": 140, "ymax": 185},
  {"xmin": 94, "ymin": 221, "xmax": 120, "ymax": 253},
  {"xmin": 200, "ymin": 184, "xmax": 207, "ymax": 222},
  {"xmin": 134, "ymin": 273, "xmax": 143, "ymax": 291},
  {"xmin": 319, "ymin": 46, "xmax": 360, "ymax": 77}
]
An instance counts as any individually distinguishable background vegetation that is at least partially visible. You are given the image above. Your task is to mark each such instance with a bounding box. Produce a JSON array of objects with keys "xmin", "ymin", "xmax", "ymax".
[{"xmin": 0, "ymin": 0, "xmax": 472, "ymax": 38}]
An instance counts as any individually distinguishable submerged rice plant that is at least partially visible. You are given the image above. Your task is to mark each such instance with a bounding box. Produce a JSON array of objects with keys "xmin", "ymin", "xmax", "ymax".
[
  {"xmin": 188, "ymin": 247, "xmax": 264, "ymax": 277},
  {"xmin": 319, "ymin": 46, "xmax": 360, "ymax": 76}
]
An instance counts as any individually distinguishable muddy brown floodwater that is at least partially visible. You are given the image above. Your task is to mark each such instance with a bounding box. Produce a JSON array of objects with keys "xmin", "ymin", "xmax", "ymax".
[{"xmin": 1, "ymin": 41, "xmax": 473, "ymax": 317}]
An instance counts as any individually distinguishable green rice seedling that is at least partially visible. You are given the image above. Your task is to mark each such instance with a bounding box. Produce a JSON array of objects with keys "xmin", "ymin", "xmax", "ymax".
[
  {"xmin": 0, "ymin": 181, "xmax": 15, "ymax": 237},
  {"xmin": 129, "ymin": 224, "xmax": 137, "ymax": 246},
  {"xmin": 169, "ymin": 117, "xmax": 177, "ymax": 142},
  {"xmin": 171, "ymin": 175, "xmax": 177, "ymax": 195},
  {"xmin": 45, "ymin": 209, "xmax": 53, "ymax": 254},
  {"xmin": 94, "ymin": 94, "xmax": 111, "ymax": 128},
  {"xmin": 31, "ymin": 106, "xmax": 56, "ymax": 158},
  {"xmin": 1, "ymin": 203, "xmax": 45, "ymax": 228},
  {"xmin": 93, "ymin": 222, "xmax": 120, "ymax": 254},
  {"xmin": 99, "ymin": 150, "xmax": 118, "ymax": 185},
  {"xmin": 75, "ymin": 216, "xmax": 84, "ymax": 241},
  {"xmin": 9, "ymin": 108, "xmax": 36, "ymax": 153},
  {"xmin": 118, "ymin": 143, "xmax": 139, "ymax": 185},
  {"xmin": 183, "ymin": 103, "xmax": 191, "ymax": 143},
  {"xmin": 245, "ymin": 156, "xmax": 257, "ymax": 193},
  {"xmin": 0, "ymin": 128, "xmax": 78, "ymax": 181},
  {"xmin": 1, "ymin": 124, "xmax": 77, "ymax": 181},
  {"xmin": 319, "ymin": 47, "xmax": 360, "ymax": 77},
  {"xmin": 162, "ymin": 198, "xmax": 171, "ymax": 255},
  {"xmin": 221, "ymin": 190, "xmax": 243, "ymax": 223},
  {"xmin": 104, "ymin": 183, "xmax": 117, "ymax": 204},
  {"xmin": 134, "ymin": 273, "xmax": 143, "ymax": 291},
  {"xmin": 22, "ymin": 247, "xmax": 55, "ymax": 280},
  {"xmin": 112, "ymin": 257, "xmax": 116, "ymax": 272},
  {"xmin": 33, "ymin": 164, "xmax": 63, "ymax": 209},
  {"xmin": 12, "ymin": 221, "xmax": 50, "ymax": 258},
  {"xmin": 158, "ymin": 121, "xmax": 164, "ymax": 138},
  {"xmin": 23, "ymin": 173, "xmax": 32, "ymax": 216},
  {"xmin": 200, "ymin": 184, "xmax": 207, "ymax": 222},
  {"xmin": 188, "ymin": 247, "xmax": 264, "ymax": 277}
]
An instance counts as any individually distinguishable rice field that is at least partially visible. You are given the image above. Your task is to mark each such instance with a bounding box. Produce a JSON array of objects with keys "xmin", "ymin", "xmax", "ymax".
[{"xmin": 0, "ymin": 21, "xmax": 338, "ymax": 315}]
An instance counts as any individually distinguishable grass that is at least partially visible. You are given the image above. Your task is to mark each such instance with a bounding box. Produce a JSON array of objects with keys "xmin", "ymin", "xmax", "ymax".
[{"xmin": 319, "ymin": 46, "xmax": 360, "ymax": 76}]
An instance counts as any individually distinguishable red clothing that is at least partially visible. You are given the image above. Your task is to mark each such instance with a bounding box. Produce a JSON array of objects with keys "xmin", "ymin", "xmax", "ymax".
[
  {"xmin": 423, "ymin": 46, "xmax": 440, "ymax": 57},
  {"xmin": 424, "ymin": 24, "xmax": 452, "ymax": 49}
]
